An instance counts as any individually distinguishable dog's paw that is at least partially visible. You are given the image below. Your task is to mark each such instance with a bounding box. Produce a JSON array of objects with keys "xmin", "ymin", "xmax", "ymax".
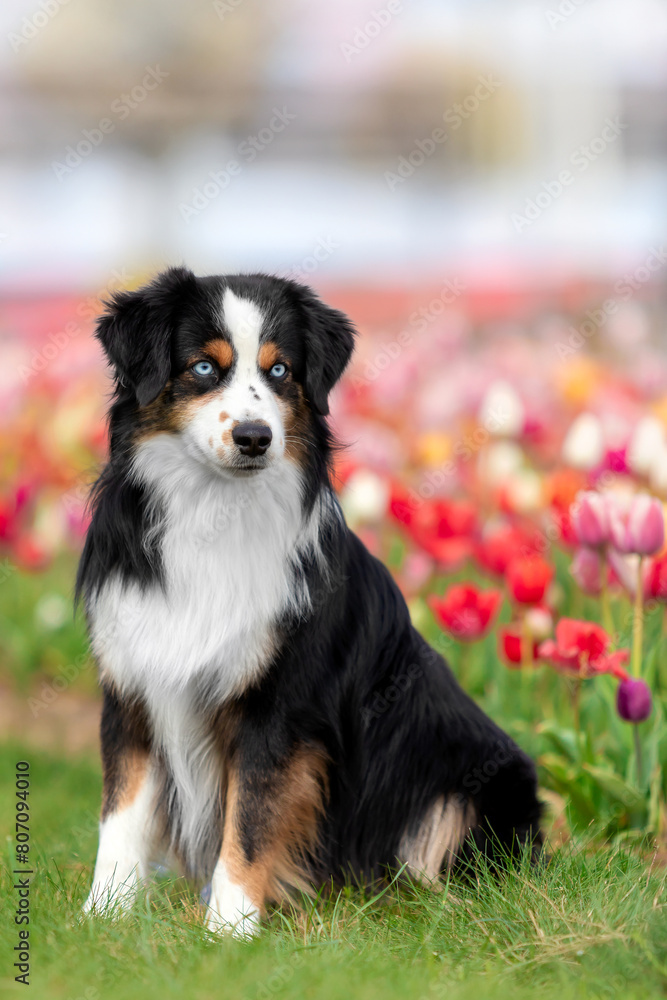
[
  {"xmin": 81, "ymin": 876, "xmax": 138, "ymax": 918},
  {"xmin": 205, "ymin": 878, "xmax": 260, "ymax": 940}
]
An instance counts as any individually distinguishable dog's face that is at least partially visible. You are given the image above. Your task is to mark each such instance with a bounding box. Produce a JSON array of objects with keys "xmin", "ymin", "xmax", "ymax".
[{"xmin": 96, "ymin": 269, "xmax": 355, "ymax": 477}]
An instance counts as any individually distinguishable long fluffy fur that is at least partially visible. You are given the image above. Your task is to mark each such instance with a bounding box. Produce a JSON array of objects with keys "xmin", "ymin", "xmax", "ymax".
[{"xmin": 79, "ymin": 270, "xmax": 542, "ymax": 919}]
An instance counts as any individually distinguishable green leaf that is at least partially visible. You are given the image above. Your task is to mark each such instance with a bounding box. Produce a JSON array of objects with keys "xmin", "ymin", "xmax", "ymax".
[
  {"xmin": 581, "ymin": 763, "xmax": 646, "ymax": 812},
  {"xmin": 536, "ymin": 721, "xmax": 580, "ymax": 762}
]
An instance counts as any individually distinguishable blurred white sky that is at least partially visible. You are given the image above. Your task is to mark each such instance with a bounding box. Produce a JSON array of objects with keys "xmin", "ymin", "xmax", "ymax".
[{"xmin": 1, "ymin": 0, "xmax": 667, "ymax": 292}]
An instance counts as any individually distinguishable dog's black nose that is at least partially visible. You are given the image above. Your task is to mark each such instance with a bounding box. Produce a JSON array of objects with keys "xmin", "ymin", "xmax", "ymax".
[{"xmin": 232, "ymin": 422, "xmax": 273, "ymax": 457}]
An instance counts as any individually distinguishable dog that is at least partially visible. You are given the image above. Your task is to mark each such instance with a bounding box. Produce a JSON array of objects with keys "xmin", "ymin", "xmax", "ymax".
[{"xmin": 78, "ymin": 268, "xmax": 542, "ymax": 936}]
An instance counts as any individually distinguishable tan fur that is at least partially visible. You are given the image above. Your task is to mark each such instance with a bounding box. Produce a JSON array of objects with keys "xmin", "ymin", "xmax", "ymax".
[
  {"xmin": 203, "ymin": 339, "xmax": 234, "ymax": 370},
  {"xmin": 258, "ymin": 342, "xmax": 281, "ymax": 370},
  {"xmin": 279, "ymin": 385, "xmax": 310, "ymax": 466},
  {"xmin": 220, "ymin": 747, "xmax": 329, "ymax": 913},
  {"xmin": 399, "ymin": 797, "xmax": 476, "ymax": 880},
  {"xmin": 102, "ymin": 750, "xmax": 149, "ymax": 816}
]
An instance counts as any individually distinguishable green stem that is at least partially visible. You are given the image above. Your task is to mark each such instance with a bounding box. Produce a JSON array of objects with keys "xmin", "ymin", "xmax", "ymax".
[
  {"xmin": 600, "ymin": 548, "xmax": 615, "ymax": 637},
  {"xmin": 458, "ymin": 643, "xmax": 472, "ymax": 690},
  {"xmin": 572, "ymin": 677, "xmax": 582, "ymax": 731},
  {"xmin": 633, "ymin": 724, "xmax": 644, "ymax": 786},
  {"xmin": 632, "ymin": 556, "xmax": 644, "ymax": 677}
]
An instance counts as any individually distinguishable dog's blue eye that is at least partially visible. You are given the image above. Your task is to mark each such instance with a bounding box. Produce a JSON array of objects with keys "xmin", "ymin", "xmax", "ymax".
[
  {"xmin": 193, "ymin": 361, "xmax": 214, "ymax": 377},
  {"xmin": 270, "ymin": 363, "xmax": 287, "ymax": 379}
]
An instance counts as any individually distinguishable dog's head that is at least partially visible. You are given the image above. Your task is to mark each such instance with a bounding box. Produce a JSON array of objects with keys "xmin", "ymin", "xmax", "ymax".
[{"xmin": 97, "ymin": 268, "xmax": 355, "ymax": 476}]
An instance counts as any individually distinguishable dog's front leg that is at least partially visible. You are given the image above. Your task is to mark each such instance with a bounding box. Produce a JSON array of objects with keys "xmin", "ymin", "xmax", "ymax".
[
  {"xmin": 206, "ymin": 746, "xmax": 327, "ymax": 939},
  {"xmin": 84, "ymin": 688, "xmax": 160, "ymax": 915}
]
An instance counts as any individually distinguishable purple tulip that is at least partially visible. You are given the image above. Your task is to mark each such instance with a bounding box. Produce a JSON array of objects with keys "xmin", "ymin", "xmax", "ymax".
[
  {"xmin": 571, "ymin": 491, "xmax": 611, "ymax": 549},
  {"xmin": 616, "ymin": 677, "xmax": 653, "ymax": 722},
  {"xmin": 609, "ymin": 494, "xmax": 665, "ymax": 556}
]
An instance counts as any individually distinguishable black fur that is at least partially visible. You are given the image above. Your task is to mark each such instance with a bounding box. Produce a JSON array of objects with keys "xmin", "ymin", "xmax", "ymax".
[{"xmin": 80, "ymin": 270, "xmax": 542, "ymax": 897}]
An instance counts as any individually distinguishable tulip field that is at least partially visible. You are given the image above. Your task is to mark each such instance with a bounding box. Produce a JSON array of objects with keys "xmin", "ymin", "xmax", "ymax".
[{"xmin": 1, "ymin": 282, "xmax": 667, "ymax": 998}]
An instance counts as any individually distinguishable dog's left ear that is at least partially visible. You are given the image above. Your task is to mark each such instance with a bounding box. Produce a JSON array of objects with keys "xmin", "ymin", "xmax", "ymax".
[
  {"xmin": 96, "ymin": 267, "xmax": 196, "ymax": 406},
  {"xmin": 292, "ymin": 284, "xmax": 356, "ymax": 416}
]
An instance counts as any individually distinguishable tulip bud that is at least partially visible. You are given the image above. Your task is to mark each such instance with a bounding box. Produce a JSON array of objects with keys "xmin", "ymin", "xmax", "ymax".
[
  {"xmin": 571, "ymin": 491, "xmax": 610, "ymax": 548},
  {"xmin": 616, "ymin": 677, "xmax": 652, "ymax": 722},
  {"xmin": 609, "ymin": 494, "xmax": 665, "ymax": 556}
]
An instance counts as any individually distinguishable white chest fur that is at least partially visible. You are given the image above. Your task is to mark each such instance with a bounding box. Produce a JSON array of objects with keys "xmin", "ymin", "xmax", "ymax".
[{"xmin": 90, "ymin": 434, "xmax": 319, "ymax": 706}]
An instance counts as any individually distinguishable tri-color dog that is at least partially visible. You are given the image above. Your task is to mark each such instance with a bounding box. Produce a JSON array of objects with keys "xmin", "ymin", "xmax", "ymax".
[{"xmin": 78, "ymin": 268, "xmax": 541, "ymax": 936}]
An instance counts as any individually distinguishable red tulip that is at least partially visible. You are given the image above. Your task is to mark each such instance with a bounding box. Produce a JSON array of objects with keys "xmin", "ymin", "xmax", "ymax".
[
  {"xmin": 429, "ymin": 584, "xmax": 502, "ymax": 642},
  {"xmin": 506, "ymin": 555, "xmax": 553, "ymax": 604},
  {"xmin": 476, "ymin": 524, "xmax": 540, "ymax": 577},
  {"xmin": 498, "ymin": 625, "xmax": 539, "ymax": 668},
  {"xmin": 537, "ymin": 618, "xmax": 629, "ymax": 677},
  {"xmin": 406, "ymin": 498, "xmax": 477, "ymax": 570},
  {"xmin": 609, "ymin": 494, "xmax": 664, "ymax": 556},
  {"xmin": 644, "ymin": 553, "xmax": 667, "ymax": 601}
]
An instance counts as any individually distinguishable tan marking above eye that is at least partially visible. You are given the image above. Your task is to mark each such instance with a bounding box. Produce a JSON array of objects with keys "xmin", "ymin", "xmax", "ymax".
[
  {"xmin": 258, "ymin": 342, "xmax": 281, "ymax": 370},
  {"xmin": 202, "ymin": 338, "xmax": 234, "ymax": 370}
]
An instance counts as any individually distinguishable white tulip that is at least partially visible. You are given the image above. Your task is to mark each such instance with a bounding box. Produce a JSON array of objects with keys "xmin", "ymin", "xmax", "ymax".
[
  {"xmin": 478, "ymin": 380, "xmax": 524, "ymax": 438},
  {"xmin": 339, "ymin": 469, "xmax": 389, "ymax": 525},
  {"xmin": 628, "ymin": 416, "xmax": 666, "ymax": 477},
  {"xmin": 562, "ymin": 413, "xmax": 604, "ymax": 470}
]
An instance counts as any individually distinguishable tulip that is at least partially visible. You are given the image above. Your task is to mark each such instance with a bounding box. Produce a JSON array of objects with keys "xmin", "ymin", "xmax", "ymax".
[
  {"xmin": 340, "ymin": 470, "xmax": 389, "ymax": 526},
  {"xmin": 537, "ymin": 618, "xmax": 629, "ymax": 677},
  {"xmin": 628, "ymin": 416, "xmax": 666, "ymax": 478},
  {"xmin": 524, "ymin": 604, "xmax": 554, "ymax": 640},
  {"xmin": 608, "ymin": 493, "xmax": 664, "ymax": 677},
  {"xmin": 562, "ymin": 412, "xmax": 604, "ymax": 470},
  {"xmin": 476, "ymin": 524, "xmax": 537, "ymax": 577},
  {"xmin": 609, "ymin": 494, "xmax": 664, "ymax": 556},
  {"xmin": 570, "ymin": 547, "xmax": 603, "ymax": 595},
  {"xmin": 570, "ymin": 491, "xmax": 610, "ymax": 549},
  {"xmin": 407, "ymin": 498, "xmax": 477, "ymax": 570},
  {"xmin": 398, "ymin": 552, "xmax": 434, "ymax": 596},
  {"xmin": 478, "ymin": 380, "xmax": 524, "ymax": 438},
  {"xmin": 506, "ymin": 556, "xmax": 553, "ymax": 605},
  {"xmin": 645, "ymin": 553, "xmax": 667, "ymax": 601},
  {"xmin": 429, "ymin": 584, "xmax": 502, "ymax": 642},
  {"xmin": 498, "ymin": 625, "xmax": 538, "ymax": 668},
  {"xmin": 616, "ymin": 677, "xmax": 652, "ymax": 723}
]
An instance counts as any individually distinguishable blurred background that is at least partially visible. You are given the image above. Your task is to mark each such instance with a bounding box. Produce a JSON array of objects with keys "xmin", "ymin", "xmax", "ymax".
[{"xmin": 2, "ymin": 0, "xmax": 667, "ymax": 840}]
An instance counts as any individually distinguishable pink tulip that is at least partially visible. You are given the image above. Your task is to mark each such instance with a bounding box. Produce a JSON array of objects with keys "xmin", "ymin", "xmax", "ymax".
[
  {"xmin": 609, "ymin": 494, "xmax": 664, "ymax": 556},
  {"xmin": 571, "ymin": 491, "xmax": 611, "ymax": 549},
  {"xmin": 570, "ymin": 547, "xmax": 602, "ymax": 595}
]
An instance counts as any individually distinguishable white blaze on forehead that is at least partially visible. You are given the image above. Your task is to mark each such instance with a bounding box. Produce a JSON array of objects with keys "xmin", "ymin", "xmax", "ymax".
[{"xmin": 222, "ymin": 288, "xmax": 264, "ymax": 374}]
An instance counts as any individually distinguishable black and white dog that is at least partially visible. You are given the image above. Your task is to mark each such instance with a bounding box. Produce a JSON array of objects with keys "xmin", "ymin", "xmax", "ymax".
[{"xmin": 78, "ymin": 268, "xmax": 541, "ymax": 936}]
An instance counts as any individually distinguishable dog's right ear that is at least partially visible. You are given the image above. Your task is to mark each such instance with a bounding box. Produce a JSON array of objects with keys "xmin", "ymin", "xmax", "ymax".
[{"xmin": 96, "ymin": 267, "xmax": 197, "ymax": 406}]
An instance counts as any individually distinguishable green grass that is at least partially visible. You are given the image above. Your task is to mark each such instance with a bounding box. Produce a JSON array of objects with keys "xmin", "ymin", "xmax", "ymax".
[{"xmin": 1, "ymin": 742, "xmax": 666, "ymax": 1000}]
